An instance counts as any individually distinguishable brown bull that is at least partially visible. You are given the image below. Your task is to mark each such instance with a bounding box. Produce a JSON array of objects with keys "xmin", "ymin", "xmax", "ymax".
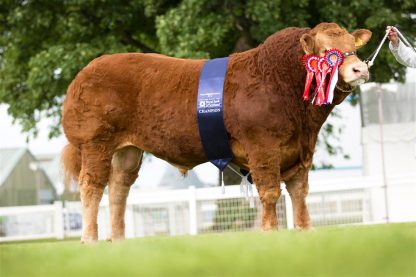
[{"xmin": 62, "ymin": 22, "xmax": 371, "ymax": 243}]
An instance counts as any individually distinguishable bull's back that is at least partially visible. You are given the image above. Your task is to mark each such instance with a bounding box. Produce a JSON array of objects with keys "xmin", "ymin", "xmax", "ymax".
[
  {"xmin": 131, "ymin": 54, "xmax": 207, "ymax": 162},
  {"xmin": 63, "ymin": 53, "xmax": 206, "ymax": 162}
]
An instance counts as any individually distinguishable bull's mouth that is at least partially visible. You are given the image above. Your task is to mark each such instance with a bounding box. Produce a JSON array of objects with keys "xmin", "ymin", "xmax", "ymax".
[
  {"xmin": 337, "ymin": 75, "xmax": 368, "ymax": 92},
  {"xmin": 344, "ymin": 72, "xmax": 369, "ymax": 87},
  {"xmin": 336, "ymin": 78, "xmax": 362, "ymax": 92},
  {"xmin": 336, "ymin": 82, "xmax": 354, "ymax": 92},
  {"xmin": 342, "ymin": 70, "xmax": 370, "ymax": 88},
  {"xmin": 349, "ymin": 78, "xmax": 367, "ymax": 87}
]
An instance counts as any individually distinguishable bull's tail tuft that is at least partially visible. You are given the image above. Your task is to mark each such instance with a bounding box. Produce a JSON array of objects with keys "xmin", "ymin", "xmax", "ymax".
[{"xmin": 61, "ymin": 143, "xmax": 81, "ymax": 188}]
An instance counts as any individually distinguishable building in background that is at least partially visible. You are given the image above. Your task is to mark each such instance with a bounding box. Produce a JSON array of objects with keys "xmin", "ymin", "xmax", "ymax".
[
  {"xmin": 0, "ymin": 148, "xmax": 57, "ymax": 207},
  {"xmin": 360, "ymin": 82, "xmax": 416, "ymax": 176},
  {"xmin": 359, "ymin": 81, "xmax": 416, "ymax": 223}
]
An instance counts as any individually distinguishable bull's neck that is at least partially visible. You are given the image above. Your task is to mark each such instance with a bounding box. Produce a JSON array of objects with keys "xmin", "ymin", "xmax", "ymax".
[
  {"xmin": 306, "ymin": 87, "xmax": 351, "ymax": 131},
  {"xmin": 253, "ymin": 38, "xmax": 351, "ymax": 160},
  {"xmin": 306, "ymin": 104, "xmax": 335, "ymax": 131},
  {"xmin": 242, "ymin": 29, "xmax": 351, "ymax": 132},
  {"xmin": 268, "ymin": 47, "xmax": 351, "ymax": 132},
  {"xmin": 255, "ymin": 43, "xmax": 335, "ymax": 131}
]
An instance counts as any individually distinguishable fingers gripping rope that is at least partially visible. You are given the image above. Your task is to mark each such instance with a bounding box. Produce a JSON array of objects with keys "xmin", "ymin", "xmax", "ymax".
[
  {"xmin": 394, "ymin": 26, "xmax": 416, "ymax": 53},
  {"xmin": 365, "ymin": 25, "xmax": 415, "ymax": 68}
]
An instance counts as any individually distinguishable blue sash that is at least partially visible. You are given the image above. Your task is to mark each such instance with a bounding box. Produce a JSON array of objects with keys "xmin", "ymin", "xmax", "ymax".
[{"xmin": 197, "ymin": 58, "xmax": 233, "ymax": 171}]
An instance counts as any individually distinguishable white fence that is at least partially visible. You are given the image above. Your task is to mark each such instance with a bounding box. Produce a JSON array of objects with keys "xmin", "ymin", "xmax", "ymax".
[
  {"xmin": 1, "ymin": 175, "xmax": 415, "ymax": 242},
  {"xmin": 0, "ymin": 202, "xmax": 64, "ymax": 242}
]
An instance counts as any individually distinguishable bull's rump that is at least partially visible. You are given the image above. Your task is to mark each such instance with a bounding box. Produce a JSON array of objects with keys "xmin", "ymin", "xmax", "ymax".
[{"xmin": 63, "ymin": 53, "xmax": 208, "ymax": 165}]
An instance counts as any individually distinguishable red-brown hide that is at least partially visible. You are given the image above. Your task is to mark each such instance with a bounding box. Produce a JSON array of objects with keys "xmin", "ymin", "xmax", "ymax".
[{"xmin": 62, "ymin": 22, "xmax": 371, "ymax": 241}]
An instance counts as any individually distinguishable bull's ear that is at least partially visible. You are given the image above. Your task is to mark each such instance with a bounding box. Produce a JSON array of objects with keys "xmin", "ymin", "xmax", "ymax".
[
  {"xmin": 352, "ymin": 29, "xmax": 372, "ymax": 49},
  {"xmin": 300, "ymin": 33, "xmax": 314, "ymax": 54}
]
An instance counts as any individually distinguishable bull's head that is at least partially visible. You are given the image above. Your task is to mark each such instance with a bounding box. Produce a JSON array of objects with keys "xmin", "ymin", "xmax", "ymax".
[{"xmin": 300, "ymin": 23, "xmax": 372, "ymax": 88}]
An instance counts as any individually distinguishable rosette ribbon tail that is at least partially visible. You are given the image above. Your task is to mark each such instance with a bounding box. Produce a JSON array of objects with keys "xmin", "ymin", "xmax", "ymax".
[
  {"xmin": 323, "ymin": 49, "xmax": 344, "ymax": 105},
  {"xmin": 325, "ymin": 62, "xmax": 339, "ymax": 105},
  {"xmin": 312, "ymin": 69, "xmax": 325, "ymax": 106},
  {"xmin": 316, "ymin": 72, "xmax": 326, "ymax": 106},
  {"xmin": 303, "ymin": 71, "xmax": 314, "ymax": 101}
]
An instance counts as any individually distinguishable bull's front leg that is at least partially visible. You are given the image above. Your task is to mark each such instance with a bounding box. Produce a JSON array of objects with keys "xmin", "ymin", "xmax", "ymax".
[
  {"xmin": 285, "ymin": 170, "xmax": 311, "ymax": 230},
  {"xmin": 246, "ymin": 145, "xmax": 281, "ymax": 231}
]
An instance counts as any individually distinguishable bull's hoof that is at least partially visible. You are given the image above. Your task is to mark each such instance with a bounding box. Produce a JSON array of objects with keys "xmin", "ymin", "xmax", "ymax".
[
  {"xmin": 295, "ymin": 225, "xmax": 313, "ymax": 231},
  {"xmin": 108, "ymin": 236, "xmax": 125, "ymax": 243},
  {"xmin": 261, "ymin": 224, "xmax": 278, "ymax": 231},
  {"xmin": 81, "ymin": 237, "xmax": 98, "ymax": 244}
]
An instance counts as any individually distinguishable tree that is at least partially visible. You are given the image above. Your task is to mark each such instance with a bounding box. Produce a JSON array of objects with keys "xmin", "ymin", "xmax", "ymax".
[
  {"xmin": 1, "ymin": 0, "xmax": 415, "ymax": 160},
  {"xmin": 0, "ymin": 0, "xmax": 174, "ymax": 137},
  {"xmin": 156, "ymin": 0, "xmax": 415, "ymax": 82}
]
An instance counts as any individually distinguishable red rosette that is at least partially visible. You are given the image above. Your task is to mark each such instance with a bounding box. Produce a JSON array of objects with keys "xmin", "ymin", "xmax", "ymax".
[
  {"xmin": 323, "ymin": 48, "xmax": 344, "ymax": 105},
  {"xmin": 302, "ymin": 54, "xmax": 320, "ymax": 72},
  {"xmin": 312, "ymin": 58, "xmax": 326, "ymax": 106},
  {"xmin": 302, "ymin": 54, "xmax": 320, "ymax": 101},
  {"xmin": 324, "ymin": 48, "xmax": 344, "ymax": 67},
  {"xmin": 306, "ymin": 55, "xmax": 320, "ymax": 73},
  {"xmin": 301, "ymin": 54, "xmax": 311, "ymax": 68},
  {"xmin": 318, "ymin": 56, "xmax": 331, "ymax": 74}
]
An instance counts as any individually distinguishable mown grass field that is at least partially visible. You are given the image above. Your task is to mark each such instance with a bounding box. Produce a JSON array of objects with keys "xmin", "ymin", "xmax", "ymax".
[{"xmin": 1, "ymin": 223, "xmax": 415, "ymax": 276}]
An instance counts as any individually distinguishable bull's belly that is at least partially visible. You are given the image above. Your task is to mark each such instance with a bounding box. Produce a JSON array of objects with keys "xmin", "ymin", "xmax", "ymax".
[
  {"xmin": 228, "ymin": 138, "xmax": 301, "ymax": 175},
  {"xmin": 126, "ymin": 115, "xmax": 208, "ymax": 168},
  {"xmin": 138, "ymin": 138, "xmax": 207, "ymax": 169}
]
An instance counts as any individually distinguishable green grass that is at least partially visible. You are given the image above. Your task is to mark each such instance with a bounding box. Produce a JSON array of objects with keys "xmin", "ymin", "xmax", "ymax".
[{"xmin": 1, "ymin": 223, "xmax": 415, "ymax": 276}]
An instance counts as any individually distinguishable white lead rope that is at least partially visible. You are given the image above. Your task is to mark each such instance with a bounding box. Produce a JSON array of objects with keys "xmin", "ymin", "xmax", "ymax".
[
  {"xmin": 225, "ymin": 164, "xmax": 244, "ymax": 177},
  {"xmin": 367, "ymin": 26, "xmax": 415, "ymax": 68},
  {"xmin": 225, "ymin": 165, "xmax": 255, "ymax": 208},
  {"xmin": 367, "ymin": 31, "xmax": 389, "ymax": 68},
  {"xmin": 395, "ymin": 27, "xmax": 416, "ymax": 53},
  {"xmin": 221, "ymin": 171, "xmax": 225, "ymax": 194}
]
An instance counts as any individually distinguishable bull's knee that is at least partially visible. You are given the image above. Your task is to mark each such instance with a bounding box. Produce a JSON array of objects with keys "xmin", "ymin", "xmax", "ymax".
[
  {"xmin": 258, "ymin": 186, "xmax": 281, "ymax": 231},
  {"xmin": 259, "ymin": 186, "xmax": 281, "ymax": 205},
  {"xmin": 287, "ymin": 184, "xmax": 308, "ymax": 200}
]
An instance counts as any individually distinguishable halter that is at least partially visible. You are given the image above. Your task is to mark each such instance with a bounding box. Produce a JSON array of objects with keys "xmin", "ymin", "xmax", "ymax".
[
  {"xmin": 336, "ymin": 84, "xmax": 355, "ymax": 93},
  {"xmin": 336, "ymin": 52, "xmax": 357, "ymax": 93},
  {"xmin": 343, "ymin": 51, "xmax": 356, "ymax": 58}
]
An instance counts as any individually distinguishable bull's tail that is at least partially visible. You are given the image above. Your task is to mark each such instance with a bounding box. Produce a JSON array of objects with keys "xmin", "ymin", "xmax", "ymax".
[{"xmin": 61, "ymin": 143, "xmax": 82, "ymax": 188}]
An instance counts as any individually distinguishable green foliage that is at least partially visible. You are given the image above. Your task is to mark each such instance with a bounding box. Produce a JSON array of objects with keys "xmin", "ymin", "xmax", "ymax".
[
  {"xmin": 1, "ymin": 223, "xmax": 415, "ymax": 276},
  {"xmin": 0, "ymin": 0, "xmax": 168, "ymax": 137},
  {"xmin": 0, "ymin": 0, "xmax": 414, "ymax": 150},
  {"xmin": 156, "ymin": 0, "xmax": 236, "ymax": 58}
]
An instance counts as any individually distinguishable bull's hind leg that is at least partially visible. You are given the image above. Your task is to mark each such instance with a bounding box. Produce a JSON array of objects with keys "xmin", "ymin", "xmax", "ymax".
[
  {"xmin": 246, "ymin": 143, "xmax": 281, "ymax": 230},
  {"xmin": 286, "ymin": 171, "xmax": 311, "ymax": 230},
  {"xmin": 109, "ymin": 146, "xmax": 143, "ymax": 241},
  {"xmin": 79, "ymin": 143, "xmax": 113, "ymax": 243}
]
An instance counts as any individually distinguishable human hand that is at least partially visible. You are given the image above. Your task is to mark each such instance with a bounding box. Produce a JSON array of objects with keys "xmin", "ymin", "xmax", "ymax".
[{"xmin": 386, "ymin": 26, "xmax": 399, "ymax": 47}]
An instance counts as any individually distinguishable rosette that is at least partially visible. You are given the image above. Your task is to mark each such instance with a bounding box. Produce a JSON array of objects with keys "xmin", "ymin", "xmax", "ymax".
[
  {"xmin": 324, "ymin": 49, "xmax": 344, "ymax": 104},
  {"xmin": 302, "ymin": 54, "xmax": 320, "ymax": 101}
]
